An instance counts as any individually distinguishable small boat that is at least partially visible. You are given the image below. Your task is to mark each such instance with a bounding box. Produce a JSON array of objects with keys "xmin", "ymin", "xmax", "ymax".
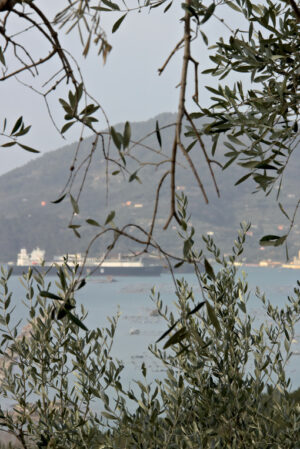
[{"xmin": 129, "ymin": 328, "xmax": 140, "ymax": 335}]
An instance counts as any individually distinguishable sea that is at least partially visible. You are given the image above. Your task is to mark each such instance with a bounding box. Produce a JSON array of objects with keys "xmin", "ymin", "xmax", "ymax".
[{"xmin": 2, "ymin": 267, "xmax": 300, "ymax": 396}]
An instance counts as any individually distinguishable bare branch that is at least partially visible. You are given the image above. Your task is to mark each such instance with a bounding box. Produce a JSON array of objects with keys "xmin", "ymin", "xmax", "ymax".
[
  {"xmin": 146, "ymin": 170, "xmax": 170, "ymax": 249},
  {"xmin": 178, "ymin": 140, "xmax": 209, "ymax": 203},
  {"xmin": 0, "ymin": 49, "xmax": 56, "ymax": 81},
  {"xmin": 158, "ymin": 38, "xmax": 184, "ymax": 75},
  {"xmin": 164, "ymin": 0, "xmax": 209, "ymax": 229},
  {"xmin": 164, "ymin": 138, "xmax": 180, "ymax": 229},
  {"xmin": 185, "ymin": 109, "xmax": 220, "ymax": 197},
  {"xmin": 189, "ymin": 56, "xmax": 199, "ymax": 103}
]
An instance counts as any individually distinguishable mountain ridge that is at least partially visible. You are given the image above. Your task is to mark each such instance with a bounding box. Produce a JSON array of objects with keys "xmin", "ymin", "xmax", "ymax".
[{"xmin": 0, "ymin": 112, "xmax": 298, "ymax": 263}]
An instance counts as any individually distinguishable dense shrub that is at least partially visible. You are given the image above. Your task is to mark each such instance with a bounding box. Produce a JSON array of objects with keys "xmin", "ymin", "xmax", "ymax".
[{"xmin": 1, "ymin": 225, "xmax": 300, "ymax": 448}]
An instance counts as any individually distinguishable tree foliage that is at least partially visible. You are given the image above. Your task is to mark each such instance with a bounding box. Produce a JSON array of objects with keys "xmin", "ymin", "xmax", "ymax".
[
  {"xmin": 0, "ymin": 1, "xmax": 299, "ymax": 447},
  {"xmin": 113, "ymin": 226, "xmax": 300, "ymax": 448},
  {"xmin": 0, "ymin": 265, "xmax": 122, "ymax": 448},
  {"xmin": 0, "ymin": 218, "xmax": 300, "ymax": 447},
  {"xmin": 0, "ymin": 0, "xmax": 299, "ymax": 259}
]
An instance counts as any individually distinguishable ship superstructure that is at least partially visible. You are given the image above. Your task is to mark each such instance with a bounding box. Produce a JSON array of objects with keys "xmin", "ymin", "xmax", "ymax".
[
  {"xmin": 12, "ymin": 248, "xmax": 162, "ymax": 276},
  {"xmin": 17, "ymin": 248, "xmax": 45, "ymax": 266}
]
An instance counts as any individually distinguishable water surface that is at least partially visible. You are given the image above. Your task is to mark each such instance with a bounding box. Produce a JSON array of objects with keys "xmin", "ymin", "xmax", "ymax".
[{"xmin": 3, "ymin": 267, "xmax": 300, "ymax": 390}]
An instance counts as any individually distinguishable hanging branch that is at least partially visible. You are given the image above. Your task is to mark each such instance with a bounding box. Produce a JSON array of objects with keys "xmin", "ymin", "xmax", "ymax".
[
  {"xmin": 164, "ymin": 0, "xmax": 208, "ymax": 230},
  {"xmin": 184, "ymin": 109, "xmax": 220, "ymax": 197},
  {"xmin": 189, "ymin": 56, "xmax": 199, "ymax": 103},
  {"xmin": 164, "ymin": 3, "xmax": 191, "ymax": 230},
  {"xmin": 146, "ymin": 171, "xmax": 170, "ymax": 249}
]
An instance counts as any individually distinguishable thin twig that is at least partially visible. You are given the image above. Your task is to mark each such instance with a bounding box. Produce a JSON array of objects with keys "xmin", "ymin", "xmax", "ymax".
[
  {"xmin": 164, "ymin": 4, "xmax": 192, "ymax": 229},
  {"xmin": 185, "ymin": 109, "xmax": 220, "ymax": 197},
  {"xmin": 158, "ymin": 38, "xmax": 184, "ymax": 75},
  {"xmin": 146, "ymin": 171, "xmax": 170, "ymax": 249},
  {"xmin": 189, "ymin": 56, "xmax": 199, "ymax": 103},
  {"xmin": 178, "ymin": 140, "xmax": 209, "ymax": 203},
  {"xmin": 286, "ymin": 198, "xmax": 300, "ymax": 240},
  {"xmin": 164, "ymin": 139, "xmax": 179, "ymax": 229},
  {"xmin": 0, "ymin": 49, "xmax": 56, "ymax": 81},
  {"xmin": 165, "ymin": 0, "xmax": 210, "ymax": 229}
]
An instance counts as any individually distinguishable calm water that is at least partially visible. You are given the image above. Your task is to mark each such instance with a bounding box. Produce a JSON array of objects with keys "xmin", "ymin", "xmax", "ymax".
[{"xmin": 3, "ymin": 267, "xmax": 300, "ymax": 391}]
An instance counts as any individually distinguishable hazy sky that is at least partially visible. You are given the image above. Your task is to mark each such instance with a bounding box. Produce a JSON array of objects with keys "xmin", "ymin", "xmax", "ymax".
[{"xmin": 0, "ymin": 1, "xmax": 244, "ymax": 175}]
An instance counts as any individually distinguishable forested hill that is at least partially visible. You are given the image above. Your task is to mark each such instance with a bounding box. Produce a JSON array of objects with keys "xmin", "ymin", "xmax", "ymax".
[{"xmin": 0, "ymin": 112, "xmax": 298, "ymax": 263}]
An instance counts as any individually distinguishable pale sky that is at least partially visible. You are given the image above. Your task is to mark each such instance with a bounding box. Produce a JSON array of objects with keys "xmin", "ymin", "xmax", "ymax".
[{"xmin": 0, "ymin": 1, "xmax": 245, "ymax": 175}]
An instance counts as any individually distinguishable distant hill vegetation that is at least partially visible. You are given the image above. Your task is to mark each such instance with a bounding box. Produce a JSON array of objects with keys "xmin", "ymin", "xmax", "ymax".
[{"xmin": 0, "ymin": 112, "xmax": 299, "ymax": 263}]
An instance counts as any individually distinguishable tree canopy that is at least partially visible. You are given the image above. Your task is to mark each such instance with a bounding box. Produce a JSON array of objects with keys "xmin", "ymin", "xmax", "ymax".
[{"xmin": 0, "ymin": 0, "xmax": 299, "ymax": 261}]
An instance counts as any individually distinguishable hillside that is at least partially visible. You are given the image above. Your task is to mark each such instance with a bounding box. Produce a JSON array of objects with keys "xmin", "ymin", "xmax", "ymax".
[{"xmin": 0, "ymin": 112, "xmax": 299, "ymax": 263}]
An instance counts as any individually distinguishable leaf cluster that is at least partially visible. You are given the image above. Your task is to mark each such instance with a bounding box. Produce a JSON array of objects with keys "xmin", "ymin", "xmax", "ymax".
[
  {"xmin": 108, "ymin": 222, "xmax": 300, "ymax": 448},
  {"xmin": 0, "ymin": 265, "xmax": 122, "ymax": 448},
  {"xmin": 192, "ymin": 1, "xmax": 299, "ymax": 200}
]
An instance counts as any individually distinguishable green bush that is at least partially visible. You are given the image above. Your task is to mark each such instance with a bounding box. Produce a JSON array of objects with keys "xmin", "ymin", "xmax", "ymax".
[
  {"xmin": 0, "ymin": 266, "xmax": 121, "ymax": 449},
  {"xmin": 0, "ymin": 223, "xmax": 300, "ymax": 448},
  {"xmin": 107, "ymin": 222, "xmax": 300, "ymax": 448}
]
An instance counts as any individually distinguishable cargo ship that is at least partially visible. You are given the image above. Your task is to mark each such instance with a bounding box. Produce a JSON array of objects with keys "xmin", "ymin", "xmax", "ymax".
[{"xmin": 8, "ymin": 248, "xmax": 163, "ymax": 277}]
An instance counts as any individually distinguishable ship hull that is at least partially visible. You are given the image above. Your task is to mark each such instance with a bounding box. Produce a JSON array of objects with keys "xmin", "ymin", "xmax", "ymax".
[{"xmin": 9, "ymin": 264, "xmax": 162, "ymax": 277}]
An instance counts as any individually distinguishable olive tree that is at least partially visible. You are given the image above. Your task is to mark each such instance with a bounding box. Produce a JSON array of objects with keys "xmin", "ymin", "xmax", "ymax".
[
  {"xmin": 0, "ymin": 213, "xmax": 300, "ymax": 448},
  {"xmin": 0, "ymin": 1, "xmax": 299, "ymax": 447},
  {"xmin": 0, "ymin": 0, "xmax": 299, "ymax": 261},
  {"xmin": 104, "ymin": 196, "xmax": 300, "ymax": 448},
  {"xmin": 0, "ymin": 265, "xmax": 123, "ymax": 448}
]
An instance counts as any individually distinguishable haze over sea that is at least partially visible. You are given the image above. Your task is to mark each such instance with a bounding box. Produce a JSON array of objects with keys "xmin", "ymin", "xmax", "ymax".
[{"xmin": 5, "ymin": 267, "xmax": 300, "ymax": 390}]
